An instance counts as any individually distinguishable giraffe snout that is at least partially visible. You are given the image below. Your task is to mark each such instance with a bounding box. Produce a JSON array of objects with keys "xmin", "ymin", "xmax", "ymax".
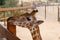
[{"xmin": 34, "ymin": 20, "xmax": 44, "ymax": 25}]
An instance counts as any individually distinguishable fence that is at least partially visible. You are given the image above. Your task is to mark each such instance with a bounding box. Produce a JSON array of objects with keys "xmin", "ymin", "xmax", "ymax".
[
  {"xmin": 0, "ymin": 6, "xmax": 35, "ymax": 26},
  {"xmin": 0, "ymin": 4, "xmax": 60, "ymax": 26},
  {"xmin": 36, "ymin": 4, "xmax": 60, "ymax": 21}
]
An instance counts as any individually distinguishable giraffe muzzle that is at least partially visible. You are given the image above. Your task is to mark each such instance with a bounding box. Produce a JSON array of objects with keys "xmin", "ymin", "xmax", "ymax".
[{"xmin": 34, "ymin": 20, "xmax": 44, "ymax": 25}]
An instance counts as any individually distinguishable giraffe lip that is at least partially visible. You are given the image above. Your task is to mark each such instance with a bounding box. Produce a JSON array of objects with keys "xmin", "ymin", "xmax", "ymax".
[{"xmin": 34, "ymin": 20, "xmax": 44, "ymax": 25}]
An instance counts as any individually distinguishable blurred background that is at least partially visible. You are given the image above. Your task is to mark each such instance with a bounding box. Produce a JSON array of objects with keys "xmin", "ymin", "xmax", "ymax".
[
  {"xmin": 0, "ymin": 0, "xmax": 60, "ymax": 40},
  {"xmin": 0, "ymin": 0, "xmax": 60, "ymax": 22}
]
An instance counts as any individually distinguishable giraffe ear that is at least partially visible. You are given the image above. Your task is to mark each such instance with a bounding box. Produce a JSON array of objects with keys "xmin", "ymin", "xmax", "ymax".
[
  {"xmin": 30, "ymin": 10, "xmax": 38, "ymax": 15},
  {"xmin": 35, "ymin": 20, "xmax": 44, "ymax": 25}
]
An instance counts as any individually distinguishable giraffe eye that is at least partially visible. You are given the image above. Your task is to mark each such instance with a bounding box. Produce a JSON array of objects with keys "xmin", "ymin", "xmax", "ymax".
[{"xmin": 26, "ymin": 17, "xmax": 31, "ymax": 21}]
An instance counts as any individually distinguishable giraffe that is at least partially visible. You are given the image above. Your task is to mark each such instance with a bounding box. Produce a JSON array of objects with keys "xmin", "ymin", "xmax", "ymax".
[{"xmin": 7, "ymin": 10, "xmax": 44, "ymax": 40}]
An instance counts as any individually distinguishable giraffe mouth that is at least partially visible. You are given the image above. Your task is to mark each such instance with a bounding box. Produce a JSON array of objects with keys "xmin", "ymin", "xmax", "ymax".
[{"xmin": 34, "ymin": 20, "xmax": 44, "ymax": 25}]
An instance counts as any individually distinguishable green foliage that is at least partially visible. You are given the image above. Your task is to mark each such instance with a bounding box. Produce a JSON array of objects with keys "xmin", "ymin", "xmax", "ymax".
[
  {"xmin": 6, "ymin": 11, "xmax": 12, "ymax": 17},
  {"xmin": 0, "ymin": 0, "xmax": 18, "ymax": 8},
  {"xmin": 14, "ymin": 10, "xmax": 26, "ymax": 16},
  {"xmin": 0, "ymin": 0, "xmax": 5, "ymax": 5},
  {"xmin": 0, "ymin": 12, "xmax": 4, "ymax": 18},
  {"xmin": 0, "ymin": 11, "xmax": 11, "ymax": 18},
  {"xmin": 0, "ymin": 0, "xmax": 26, "ymax": 21},
  {"xmin": 0, "ymin": 0, "xmax": 18, "ymax": 20},
  {"xmin": 48, "ymin": 0, "xmax": 58, "ymax": 2}
]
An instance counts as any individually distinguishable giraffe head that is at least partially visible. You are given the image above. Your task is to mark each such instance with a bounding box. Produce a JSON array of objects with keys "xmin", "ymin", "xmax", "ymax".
[
  {"xmin": 12, "ymin": 10, "xmax": 44, "ymax": 27},
  {"xmin": 7, "ymin": 10, "xmax": 43, "ymax": 40}
]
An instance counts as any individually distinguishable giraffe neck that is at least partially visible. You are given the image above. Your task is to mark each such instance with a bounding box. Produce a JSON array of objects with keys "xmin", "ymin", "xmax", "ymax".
[{"xmin": 26, "ymin": 24, "xmax": 42, "ymax": 40}]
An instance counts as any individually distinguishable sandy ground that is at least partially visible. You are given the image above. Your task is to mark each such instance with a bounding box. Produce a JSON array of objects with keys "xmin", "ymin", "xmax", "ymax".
[{"xmin": 40, "ymin": 21, "xmax": 60, "ymax": 40}]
